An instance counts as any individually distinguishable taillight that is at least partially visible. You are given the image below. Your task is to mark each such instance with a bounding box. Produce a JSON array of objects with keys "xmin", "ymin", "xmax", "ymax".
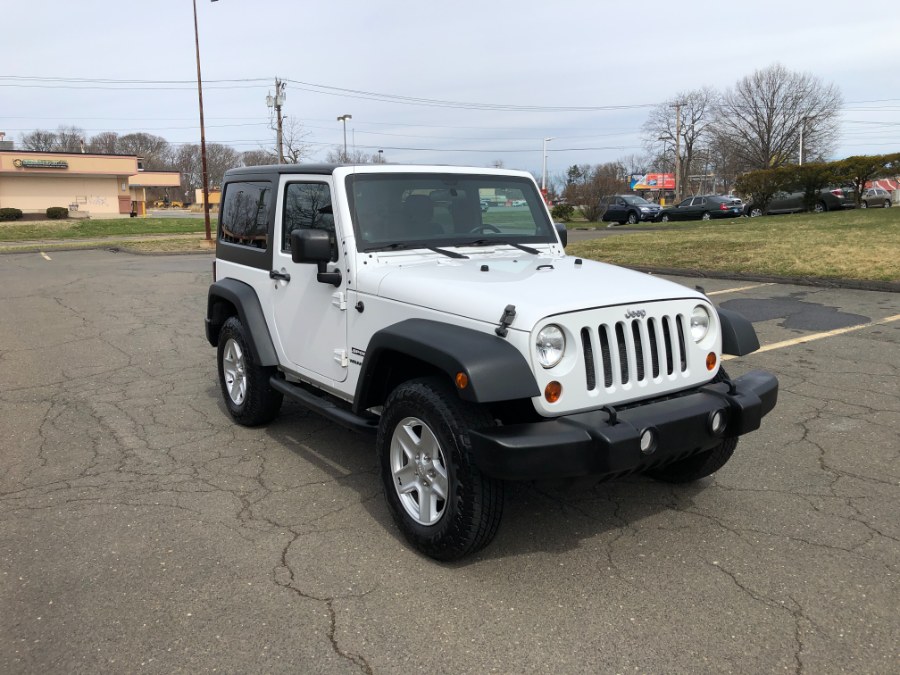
[
  {"xmin": 830, "ymin": 188, "xmax": 843, "ymax": 197},
  {"xmin": 720, "ymin": 202, "xmax": 728, "ymax": 210}
]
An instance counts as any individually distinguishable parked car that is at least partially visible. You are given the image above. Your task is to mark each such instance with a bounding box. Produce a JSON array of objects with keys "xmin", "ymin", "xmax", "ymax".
[
  {"xmin": 600, "ymin": 195, "xmax": 661, "ymax": 225},
  {"xmin": 861, "ymin": 187, "xmax": 892, "ymax": 209},
  {"xmin": 480, "ymin": 199, "xmax": 490, "ymax": 212},
  {"xmin": 657, "ymin": 195, "xmax": 743, "ymax": 222},
  {"xmin": 745, "ymin": 186, "xmax": 856, "ymax": 217}
]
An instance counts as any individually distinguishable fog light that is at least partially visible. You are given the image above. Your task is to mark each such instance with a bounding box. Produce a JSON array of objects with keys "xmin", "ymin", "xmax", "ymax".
[
  {"xmin": 544, "ymin": 381, "xmax": 562, "ymax": 403},
  {"xmin": 639, "ymin": 428, "xmax": 657, "ymax": 455},
  {"xmin": 709, "ymin": 409, "xmax": 727, "ymax": 435}
]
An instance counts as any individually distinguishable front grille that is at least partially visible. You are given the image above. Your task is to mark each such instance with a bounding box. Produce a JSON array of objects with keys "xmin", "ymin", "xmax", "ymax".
[{"xmin": 580, "ymin": 313, "xmax": 688, "ymax": 391}]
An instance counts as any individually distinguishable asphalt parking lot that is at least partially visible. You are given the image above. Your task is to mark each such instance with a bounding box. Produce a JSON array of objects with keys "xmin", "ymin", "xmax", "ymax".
[{"xmin": 1, "ymin": 249, "xmax": 897, "ymax": 674}]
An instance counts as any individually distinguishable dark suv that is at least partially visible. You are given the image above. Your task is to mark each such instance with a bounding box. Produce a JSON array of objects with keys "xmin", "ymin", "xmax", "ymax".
[
  {"xmin": 600, "ymin": 195, "xmax": 661, "ymax": 225},
  {"xmin": 745, "ymin": 186, "xmax": 856, "ymax": 217}
]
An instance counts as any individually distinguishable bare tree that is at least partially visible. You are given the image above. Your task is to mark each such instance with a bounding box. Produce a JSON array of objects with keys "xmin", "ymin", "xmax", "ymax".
[
  {"xmin": 88, "ymin": 131, "xmax": 120, "ymax": 154},
  {"xmin": 643, "ymin": 88, "xmax": 716, "ymax": 198},
  {"xmin": 20, "ymin": 130, "xmax": 58, "ymax": 151},
  {"xmin": 117, "ymin": 133, "xmax": 171, "ymax": 170},
  {"xmin": 171, "ymin": 144, "xmax": 202, "ymax": 202},
  {"xmin": 205, "ymin": 143, "xmax": 242, "ymax": 188},
  {"xmin": 54, "ymin": 125, "xmax": 87, "ymax": 152},
  {"xmin": 563, "ymin": 163, "xmax": 626, "ymax": 221},
  {"xmin": 712, "ymin": 63, "xmax": 842, "ymax": 171},
  {"xmin": 242, "ymin": 149, "xmax": 278, "ymax": 166},
  {"xmin": 281, "ymin": 118, "xmax": 310, "ymax": 164},
  {"xmin": 324, "ymin": 146, "xmax": 378, "ymax": 164}
]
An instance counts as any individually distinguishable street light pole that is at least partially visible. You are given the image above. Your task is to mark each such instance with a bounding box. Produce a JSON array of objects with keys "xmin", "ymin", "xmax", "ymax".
[
  {"xmin": 337, "ymin": 114, "xmax": 352, "ymax": 161},
  {"xmin": 541, "ymin": 137, "xmax": 554, "ymax": 191},
  {"xmin": 192, "ymin": 0, "xmax": 215, "ymax": 241}
]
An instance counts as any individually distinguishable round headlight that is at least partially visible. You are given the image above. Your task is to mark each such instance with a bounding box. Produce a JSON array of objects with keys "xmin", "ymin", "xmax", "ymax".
[
  {"xmin": 536, "ymin": 324, "xmax": 566, "ymax": 368},
  {"xmin": 690, "ymin": 305, "xmax": 711, "ymax": 342}
]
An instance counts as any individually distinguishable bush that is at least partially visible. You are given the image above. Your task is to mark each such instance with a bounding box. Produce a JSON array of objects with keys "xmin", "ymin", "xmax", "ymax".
[
  {"xmin": 0, "ymin": 207, "xmax": 24, "ymax": 221},
  {"xmin": 551, "ymin": 204, "xmax": 575, "ymax": 222},
  {"xmin": 45, "ymin": 207, "xmax": 69, "ymax": 220}
]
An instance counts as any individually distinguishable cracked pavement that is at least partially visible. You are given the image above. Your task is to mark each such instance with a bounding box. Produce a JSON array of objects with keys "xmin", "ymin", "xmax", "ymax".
[{"xmin": 0, "ymin": 250, "xmax": 897, "ymax": 673}]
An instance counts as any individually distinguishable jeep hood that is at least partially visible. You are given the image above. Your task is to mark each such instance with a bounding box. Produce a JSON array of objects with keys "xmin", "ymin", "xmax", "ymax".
[{"xmin": 356, "ymin": 253, "xmax": 705, "ymax": 329}]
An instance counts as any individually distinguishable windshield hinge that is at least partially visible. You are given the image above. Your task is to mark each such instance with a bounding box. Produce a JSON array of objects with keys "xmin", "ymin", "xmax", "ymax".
[{"xmin": 331, "ymin": 291, "xmax": 347, "ymax": 311}]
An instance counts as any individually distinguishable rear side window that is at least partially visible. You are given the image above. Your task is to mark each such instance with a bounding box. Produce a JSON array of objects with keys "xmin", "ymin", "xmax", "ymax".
[{"xmin": 220, "ymin": 181, "xmax": 271, "ymax": 249}]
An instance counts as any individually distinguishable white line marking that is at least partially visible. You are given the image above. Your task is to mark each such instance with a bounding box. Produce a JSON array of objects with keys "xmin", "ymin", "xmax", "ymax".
[
  {"xmin": 40, "ymin": 252, "xmax": 52, "ymax": 261},
  {"xmin": 707, "ymin": 283, "xmax": 775, "ymax": 296},
  {"xmin": 724, "ymin": 313, "xmax": 900, "ymax": 360}
]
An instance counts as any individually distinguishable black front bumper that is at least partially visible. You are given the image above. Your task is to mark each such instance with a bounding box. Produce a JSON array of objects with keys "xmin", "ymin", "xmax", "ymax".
[{"xmin": 469, "ymin": 370, "xmax": 778, "ymax": 480}]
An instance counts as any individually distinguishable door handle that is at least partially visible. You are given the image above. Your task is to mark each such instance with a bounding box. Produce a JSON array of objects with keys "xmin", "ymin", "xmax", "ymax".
[{"xmin": 269, "ymin": 270, "xmax": 291, "ymax": 282}]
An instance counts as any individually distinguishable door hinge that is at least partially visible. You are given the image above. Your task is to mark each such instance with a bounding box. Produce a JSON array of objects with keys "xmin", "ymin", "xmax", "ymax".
[
  {"xmin": 331, "ymin": 291, "xmax": 347, "ymax": 311},
  {"xmin": 333, "ymin": 349, "xmax": 349, "ymax": 367}
]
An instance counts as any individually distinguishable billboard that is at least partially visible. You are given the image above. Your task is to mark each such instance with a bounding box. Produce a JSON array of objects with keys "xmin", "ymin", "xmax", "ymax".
[{"xmin": 630, "ymin": 173, "xmax": 675, "ymax": 190}]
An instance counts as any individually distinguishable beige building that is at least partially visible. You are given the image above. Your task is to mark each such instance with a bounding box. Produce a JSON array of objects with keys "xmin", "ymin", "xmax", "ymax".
[{"xmin": 0, "ymin": 150, "xmax": 180, "ymax": 218}]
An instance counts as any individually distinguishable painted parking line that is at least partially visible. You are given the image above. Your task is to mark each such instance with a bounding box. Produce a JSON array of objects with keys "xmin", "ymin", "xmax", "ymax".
[
  {"xmin": 724, "ymin": 313, "xmax": 900, "ymax": 360},
  {"xmin": 707, "ymin": 283, "xmax": 775, "ymax": 296},
  {"xmin": 40, "ymin": 252, "xmax": 52, "ymax": 261}
]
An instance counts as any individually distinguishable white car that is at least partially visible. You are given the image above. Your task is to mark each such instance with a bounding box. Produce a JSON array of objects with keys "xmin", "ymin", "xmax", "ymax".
[{"xmin": 206, "ymin": 163, "xmax": 778, "ymax": 560}]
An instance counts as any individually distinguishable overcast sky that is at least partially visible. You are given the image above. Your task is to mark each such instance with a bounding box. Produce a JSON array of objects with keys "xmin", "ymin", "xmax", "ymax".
[{"xmin": 2, "ymin": 0, "xmax": 898, "ymax": 180}]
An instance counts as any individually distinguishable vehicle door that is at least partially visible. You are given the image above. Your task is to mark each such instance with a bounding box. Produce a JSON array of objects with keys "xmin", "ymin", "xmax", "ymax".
[
  {"xmin": 603, "ymin": 197, "xmax": 620, "ymax": 221},
  {"xmin": 270, "ymin": 178, "xmax": 349, "ymax": 382},
  {"xmin": 672, "ymin": 197, "xmax": 695, "ymax": 220}
]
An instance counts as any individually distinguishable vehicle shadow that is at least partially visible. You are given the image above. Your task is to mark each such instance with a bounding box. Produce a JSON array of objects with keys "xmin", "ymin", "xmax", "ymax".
[{"xmin": 259, "ymin": 401, "xmax": 712, "ymax": 564}]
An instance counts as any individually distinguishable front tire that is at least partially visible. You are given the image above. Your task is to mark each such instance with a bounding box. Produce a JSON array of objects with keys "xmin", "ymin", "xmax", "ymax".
[
  {"xmin": 377, "ymin": 378, "xmax": 504, "ymax": 561},
  {"xmin": 885, "ymin": 200, "xmax": 892, "ymax": 208},
  {"xmin": 861, "ymin": 201, "xmax": 868, "ymax": 209},
  {"xmin": 748, "ymin": 206, "xmax": 763, "ymax": 218},
  {"xmin": 217, "ymin": 317, "xmax": 283, "ymax": 426},
  {"xmin": 626, "ymin": 212, "xmax": 638, "ymax": 225},
  {"xmin": 644, "ymin": 368, "xmax": 737, "ymax": 484},
  {"xmin": 660, "ymin": 213, "xmax": 670, "ymax": 223}
]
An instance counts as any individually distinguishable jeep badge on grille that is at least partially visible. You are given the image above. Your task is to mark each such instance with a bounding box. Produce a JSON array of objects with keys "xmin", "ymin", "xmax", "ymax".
[{"xmin": 625, "ymin": 309, "xmax": 646, "ymax": 319}]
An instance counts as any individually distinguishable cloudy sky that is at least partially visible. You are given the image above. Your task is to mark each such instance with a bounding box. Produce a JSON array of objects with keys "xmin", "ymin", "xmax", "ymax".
[{"xmin": 2, "ymin": 0, "xmax": 898, "ymax": 179}]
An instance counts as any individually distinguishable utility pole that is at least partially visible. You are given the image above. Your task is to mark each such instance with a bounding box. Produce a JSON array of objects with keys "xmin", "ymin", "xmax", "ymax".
[
  {"xmin": 672, "ymin": 101, "xmax": 684, "ymax": 203},
  {"xmin": 266, "ymin": 79, "xmax": 286, "ymax": 164},
  {"xmin": 192, "ymin": 0, "xmax": 212, "ymax": 240},
  {"xmin": 337, "ymin": 114, "xmax": 352, "ymax": 161}
]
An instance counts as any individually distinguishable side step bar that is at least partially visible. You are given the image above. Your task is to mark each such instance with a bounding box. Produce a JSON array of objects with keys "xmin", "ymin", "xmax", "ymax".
[{"xmin": 269, "ymin": 377, "xmax": 379, "ymax": 435}]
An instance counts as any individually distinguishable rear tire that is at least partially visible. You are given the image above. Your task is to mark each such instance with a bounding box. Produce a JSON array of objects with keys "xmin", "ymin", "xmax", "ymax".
[
  {"xmin": 644, "ymin": 368, "xmax": 737, "ymax": 484},
  {"xmin": 814, "ymin": 201, "xmax": 827, "ymax": 213},
  {"xmin": 377, "ymin": 377, "xmax": 504, "ymax": 561},
  {"xmin": 217, "ymin": 317, "xmax": 283, "ymax": 426},
  {"xmin": 701, "ymin": 211, "xmax": 711, "ymax": 221}
]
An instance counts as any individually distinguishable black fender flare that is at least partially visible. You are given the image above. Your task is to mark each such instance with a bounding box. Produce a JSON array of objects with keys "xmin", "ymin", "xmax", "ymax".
[
  {"xmin": 717, "ymin": 307, "xmax": 760, "ymax": 356},
  {"xmin": 353, "ymin": 319, "xmax": 540, "ymax": 414},
  {"xmin": 205, "ymin": 279, "xmax": 278, "ymax": 366}
]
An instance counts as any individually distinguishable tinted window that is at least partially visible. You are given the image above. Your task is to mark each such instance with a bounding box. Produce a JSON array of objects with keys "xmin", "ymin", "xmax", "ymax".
[
  {"xmin": 282, "ymin": 182, "xmax": 337, "ymax": 260},
  {"xmin": 220, "ymin": 181, "xmax": 271, "ymax": 249}
]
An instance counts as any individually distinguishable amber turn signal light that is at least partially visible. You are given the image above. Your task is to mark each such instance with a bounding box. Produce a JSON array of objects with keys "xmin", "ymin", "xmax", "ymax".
[
  {"xmin": 455, "ymin": 372, "xmax": 469, "ymax": 389},
  {"xmin": 544, "ymin": 381, "xmax": 562, "ymax": 403},
  {"xmin": 706, "ymin": 352, "xmax": 717, "ymax": 371}
]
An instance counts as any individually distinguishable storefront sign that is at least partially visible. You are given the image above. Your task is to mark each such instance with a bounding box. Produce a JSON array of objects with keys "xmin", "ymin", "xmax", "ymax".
[{"xmin": 13, "ymin": 159, "xmax": 69, "ymax": 169}]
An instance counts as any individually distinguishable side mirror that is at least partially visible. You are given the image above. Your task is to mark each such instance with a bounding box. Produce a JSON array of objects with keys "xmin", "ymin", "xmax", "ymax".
[
  {"xmin": 554, "ymin": 222, "xmax": 568, "ymax": 248},
  {"xmin": 290, "ymin": 229, "xmax": 342, "ymax": 287}
]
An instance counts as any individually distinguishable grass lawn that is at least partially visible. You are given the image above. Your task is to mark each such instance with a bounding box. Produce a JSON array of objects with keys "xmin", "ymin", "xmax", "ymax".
[
  {"xmin": 0, "ymin": 217, "xmax": 205, "ymax": 241},
  {"xmin": 566, "ymin": 207, "xmax": 900, "ymax": 282}
]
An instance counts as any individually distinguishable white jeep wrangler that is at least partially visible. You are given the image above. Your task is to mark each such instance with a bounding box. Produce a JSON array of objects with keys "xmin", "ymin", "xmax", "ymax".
[{"xmin": 205, "ymin": 164, "xmax": 778, "ymax": 560}]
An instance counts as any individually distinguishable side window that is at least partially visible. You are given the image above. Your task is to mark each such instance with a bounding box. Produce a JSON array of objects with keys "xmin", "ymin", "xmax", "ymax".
[
  {"xmin": 220, "ymin": 181, "xmax": 271, "ymax": 249},
  {"xmin": 679, "ymin": 198, "xmax": 693, "ymax": 207},
  {"xmin": 282, "ymin": 182, "xmax": 337, "ymax": 261}
]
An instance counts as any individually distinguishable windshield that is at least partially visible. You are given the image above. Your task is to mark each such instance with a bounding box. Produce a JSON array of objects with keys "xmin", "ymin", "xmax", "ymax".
[
  {"xmin": 346, "ymin": 173, "xmax": 556, "ymax": 251},
  {"xmin": 623, "ymin": 196, "xmax": 651, "ymax": 205}
]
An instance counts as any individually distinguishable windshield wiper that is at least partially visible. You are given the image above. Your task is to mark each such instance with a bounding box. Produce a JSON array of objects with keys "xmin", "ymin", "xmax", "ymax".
[
  {"xmin": 460, "ymin": 239, "xmax": 541, "ymax": 255},
  {"xmin": 362, "ymin": 242, "xmax": 468, "ymax": 258}
]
